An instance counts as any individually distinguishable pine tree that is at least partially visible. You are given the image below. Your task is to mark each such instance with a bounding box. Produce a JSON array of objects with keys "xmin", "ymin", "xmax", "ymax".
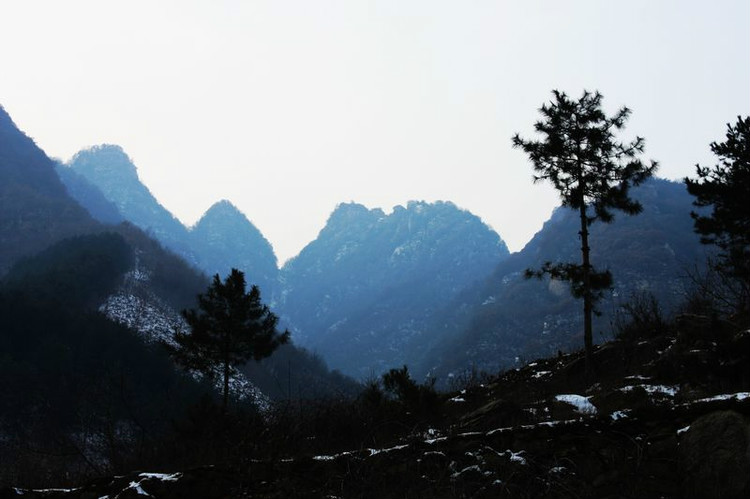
[
  {"xmin": 685, "ymin": 116, "xmax": 750, "ymax": 315},
  {"xmin": 512, "ymin": 90, "xmax": 657, "ymax": 373},
  {"xmin": 172, "ymin": 268, "xmax": 289, "ymax": 412}
]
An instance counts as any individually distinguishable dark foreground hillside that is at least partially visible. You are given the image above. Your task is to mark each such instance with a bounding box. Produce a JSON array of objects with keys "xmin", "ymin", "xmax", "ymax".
[{"xmin": 6, "ymin": 310, "xmax": 750, "ymax": 499}]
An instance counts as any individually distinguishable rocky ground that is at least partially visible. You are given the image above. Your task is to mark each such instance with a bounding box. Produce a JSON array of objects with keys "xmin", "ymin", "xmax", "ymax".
[{"xmin": 4, "ymin": 315, "xmax": 750, "ymax": 499}]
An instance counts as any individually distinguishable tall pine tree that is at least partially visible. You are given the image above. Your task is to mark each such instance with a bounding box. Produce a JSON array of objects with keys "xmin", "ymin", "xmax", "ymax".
[
  {"xmin": 172, "ymin": 268, "xmax": 289, "ymax": 412},
  {"xmin": 685, "ymin": 116, "xmax": 750, "ymax": 316},
  {"xmin": 513, "ymin": 90, "xmax": 657, "ymax": 373}
]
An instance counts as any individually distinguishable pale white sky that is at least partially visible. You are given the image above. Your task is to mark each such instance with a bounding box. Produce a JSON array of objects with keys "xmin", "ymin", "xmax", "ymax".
[{"xmin": 1, "ymin": 0, "xmax": 748, "ymax": 263}]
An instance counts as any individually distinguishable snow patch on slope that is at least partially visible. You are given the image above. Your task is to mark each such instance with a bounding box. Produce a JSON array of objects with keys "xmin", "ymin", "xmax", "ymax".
[{"xmin": 100, "ymin": 255, "xmax": 270, "ymax": 410}]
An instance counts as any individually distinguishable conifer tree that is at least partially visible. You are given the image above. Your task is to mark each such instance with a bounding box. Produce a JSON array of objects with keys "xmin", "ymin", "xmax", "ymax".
[
  {"xmin": 512, "ymin": 90, "xmax": 657, "ymax": 372},
  {"xmin": 685, "ymin": 116, "xmax": 750, "ymax": 315},
  {"xmin": 172, "ymin": 268, "xmax": 289, "ymax": 411}
]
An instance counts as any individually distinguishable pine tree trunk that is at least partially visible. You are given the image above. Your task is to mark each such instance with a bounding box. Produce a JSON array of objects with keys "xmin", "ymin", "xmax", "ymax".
[{"xmin": 579, "ymin": 203, "xmax": 593, "ymax": 376}]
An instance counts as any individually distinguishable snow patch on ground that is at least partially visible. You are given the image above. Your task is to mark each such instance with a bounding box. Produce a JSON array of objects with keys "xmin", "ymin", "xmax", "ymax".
[
  {"xmin": 313, "ymin": 444, "xmax": 409, "ymax": 461},
  {"xmin": 610, "ymin": 410, "xmax": 629, "ymax": 421},
  {"xmin": 620, "ymin": 384, "xmax": 679, "ymax": 397},
  {"xmin": 487, "ymin": 419, "xmax": 579, "ymax": 436},
  {"xmin": 693, "ymin": 392, "xmax": 750, "ymax": 403},
  {"xmin": 368, "ymin": 444, "xmax": 409, "ymax": 456},
  {"xmin": 138, "ymin": 472, "xmax": 182, "ymax": 481},
  {"xmin": 555, "ymin": 394, "xmax": 597, "ymax": 415},
  {"xmin": 506, "ymin": 450, "xmax": 527, "ymax": 465},
  {"xmin": 425, "ymin": 436, "xmax": 448, "ymax": 445}
]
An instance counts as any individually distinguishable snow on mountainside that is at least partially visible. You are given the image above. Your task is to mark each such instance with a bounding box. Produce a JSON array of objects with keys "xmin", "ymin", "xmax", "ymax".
[
  {"xmin": 100, "ymin": 254, "xmax": 269, "ymax": 409},
  {"xmin": 100, "ymin": 254, "xmax": 183, "ymax": 345}
]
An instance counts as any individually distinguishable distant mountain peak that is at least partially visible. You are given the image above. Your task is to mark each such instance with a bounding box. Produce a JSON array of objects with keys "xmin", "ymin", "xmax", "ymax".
[
  {"xmin": 329, "ymin": 202, "xmax": 386, "ymax": 221},
  {"xmin": 213, "ymin": 198, "xmax": 238, "ymax": 209},
  {"xmin": 190, "ymin": 200, "xmax": 278, "ymax": 293},
  {"xmin": 194, "ymin": 200, "xmax": 266, "ymax": 236},
  {"xmin": 278, "ymin": 199, "xmax": 509, "ymax": 376},
  {"xmin": 68, "ymin": 144, "xmax": 139, "ymax": 182},
  {"xmin": 201, "ymin": 199, "xmax": 245, "ymax": 219},
  {"xmin": 66, "ymin": 144, "xmax": 192, "ymax": 258},
  {"xmin": 404, "ymin": 199, "xmax": 453, "ymax": 211}
]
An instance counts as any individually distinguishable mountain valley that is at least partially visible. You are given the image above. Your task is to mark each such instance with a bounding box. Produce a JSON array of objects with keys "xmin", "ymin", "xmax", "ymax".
[{"xmin": 2, "ymin": 104, "xmax": 747, "ymax": 498}]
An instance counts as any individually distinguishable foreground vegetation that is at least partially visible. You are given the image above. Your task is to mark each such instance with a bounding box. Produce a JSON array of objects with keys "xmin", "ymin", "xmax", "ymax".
[{"xmin": 4, "ymin": 289, "xmax": 750, "ymax": 498}]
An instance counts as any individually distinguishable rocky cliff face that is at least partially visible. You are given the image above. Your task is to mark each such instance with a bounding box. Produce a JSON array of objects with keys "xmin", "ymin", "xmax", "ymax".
[{"xmin": 278, "ymin": 200, "xmax": 509, "ymax": 378}]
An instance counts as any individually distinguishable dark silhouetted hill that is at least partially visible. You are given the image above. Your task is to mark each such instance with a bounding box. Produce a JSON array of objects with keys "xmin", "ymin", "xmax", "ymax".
[{"xmin": 0, "ymin": 105, "xmax": 97, "ymax": 275}]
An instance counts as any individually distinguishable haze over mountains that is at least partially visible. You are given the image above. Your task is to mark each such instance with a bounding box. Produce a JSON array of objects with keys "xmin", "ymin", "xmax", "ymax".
[
  {"xmin": 419, "ymin": 177, "xmax": 707, "ymax": 379},
  {"xmin": 59, "ymin": 145, "xmax": 281, "ymax": 296},
  {"xmin": 0, "ymin": 105, "xmax": 355, "ymax": 407},
  {"xmin": 0, "ymin": 107, "xmax": 97, "ymax": 275},
  {"xmin": 0, "ymin": 103, "xmax": 724, "ymax": 489},
  {"xmin": 279, "ymin": 200, "xmax": 508, "ymax": 377},
  {"xmin": 43, "ymin": 125, "xmax": 707, "ymax": 382},
  {"xmin": 0, "ymin": 102, "xmax": 708, "ymax": 386},
  {"xmin": 53, "ymin": 142, "xmax": 513, "ymax": 377}
]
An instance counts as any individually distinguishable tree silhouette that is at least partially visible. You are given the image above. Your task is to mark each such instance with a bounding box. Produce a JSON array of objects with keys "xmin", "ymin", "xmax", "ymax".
[
  {"xmin": 512, "ymin": 90, "xmax": 657, "ymax": 372},
  {"xmin": 173, "ymin": 268, "xmax": 289, "ymax": 412},
  {"xmin": 685, "ymin": 116, "xmax": 750, "ymax": 315}
]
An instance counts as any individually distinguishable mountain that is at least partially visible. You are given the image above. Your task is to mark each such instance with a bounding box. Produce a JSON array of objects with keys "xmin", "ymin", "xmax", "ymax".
[
  {"xmin": 189, "ymin": 200, "xmax": 278, "ymax": 296},
  {"xmin": 0, "ymin": 105, "xmax": 97, "ymax": 274},
  {"xmin": 60, "ymin": 146, "xmax": 281, "ymax": 297},
  {"xmin": 420, "ymin": 178, "xmax": 708, "ymax": 380},
  {"xmin": 57, "ymin": 144, "xmax": 350, "ymax": 396},
  {"xmin": 0, "ymin": 108, "xmax": 359, "ymax": 481},
  {"xmin": 63, "ymin": 144, "xmax": 194, "ymax": 260},
  {"xmin": 55, "ymin": 161, "xmax": 124, "ymax": 225},
  {"xmin": 0, "ymin": 230, "xmax": 209, "ymax": 481},
  {"xmin": 278, "ymin": 200, "xmax": 509, "ymax": 378}
]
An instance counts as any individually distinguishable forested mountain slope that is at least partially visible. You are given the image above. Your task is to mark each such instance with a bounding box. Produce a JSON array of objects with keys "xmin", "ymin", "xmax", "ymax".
[
  {"xmin": 279, "ymin": 201, "xmax": 509, "ymax": 378},
  {"xmin": 58, "ymin": 146, "xmax": 279, "ymax": 297},
  {"xmin": 0, "ymin": 106, "xmax": 97, "ymax": 275},
  {"xmin": 189, "ymin": 200, "xmax": 278, "ymax": 297},
  {"xmin": 64, "ymin": 145, "xmax": 194, "ymax": 262},
  {"xmin": 420, "ymin": 178, "xmax": 708, "ymax": 380}
]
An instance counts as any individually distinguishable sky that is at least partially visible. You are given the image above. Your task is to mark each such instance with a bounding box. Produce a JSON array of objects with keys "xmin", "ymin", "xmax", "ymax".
[{"xmin": 1, "ymin": 1, "xmax": 748, "ymax": 264}]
